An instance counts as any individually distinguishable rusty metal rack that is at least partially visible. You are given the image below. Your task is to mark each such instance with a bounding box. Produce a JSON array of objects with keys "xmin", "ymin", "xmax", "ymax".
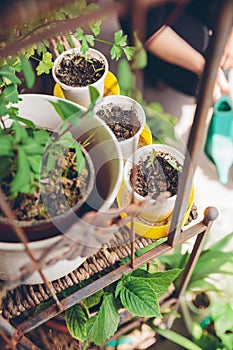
[{"xmin": 0, "ymin": 0, "xmax": 233, "ymax": 349}]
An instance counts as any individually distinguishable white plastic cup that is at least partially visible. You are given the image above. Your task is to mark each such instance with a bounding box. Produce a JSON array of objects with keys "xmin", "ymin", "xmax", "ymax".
[
  {"xmin": 94, "ymin": 95, "xmax": 146, "ymax": 161},
  {"xmin": 52, "ymin": 48, "xmax": 109, "ymax": 108},
  {"xmin": 123, "ymin": 144, "xmax": 184, "ymax": 223}
]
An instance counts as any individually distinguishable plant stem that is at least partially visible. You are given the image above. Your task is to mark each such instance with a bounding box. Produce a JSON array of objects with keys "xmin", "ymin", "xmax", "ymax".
[{"xmin": 95, "ymin": 38, "xmax": 112, "ymax": 45}]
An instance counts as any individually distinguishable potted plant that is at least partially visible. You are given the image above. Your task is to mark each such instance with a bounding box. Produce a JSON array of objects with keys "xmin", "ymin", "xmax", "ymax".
[
  {"xmin": 120, "ymin": 144, "xmax": 184, "ymax": 223},
  {"xmin": 52, "ymin": 47, "xmax": 109, "ymax": 108},
  {"xmin": 94, "ymin": 94, "xmax": 146, "ymax": 160},
  {"xmin": 0, "ymin": 94, "xmax": 124, "ymax": 284}
]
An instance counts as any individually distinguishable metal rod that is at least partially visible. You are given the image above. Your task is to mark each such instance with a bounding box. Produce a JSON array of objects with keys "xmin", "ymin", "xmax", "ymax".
[
  {"xmin": 168, "ymin": 0, "xmax": 233, "ymax": 246},
  {"xmin": 15, "ymin": 219, "xmax": 208, "ymax": 335},
  {"xmin": 0, "ymin": 316, "xmax": 41, "ymax": 350},
  {"xmin": 166, "ymin": 206, "xmax": 219, "ymax": 329}
]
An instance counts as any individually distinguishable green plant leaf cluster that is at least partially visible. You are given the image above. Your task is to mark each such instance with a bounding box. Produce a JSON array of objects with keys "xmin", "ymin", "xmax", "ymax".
[
  {"xmin": 65, "ymin": 267, "xmax": 181, "ymax": 345},
  {"xmin": 158, "ymin": 232, "xmax": 233, "ymax": 293}
]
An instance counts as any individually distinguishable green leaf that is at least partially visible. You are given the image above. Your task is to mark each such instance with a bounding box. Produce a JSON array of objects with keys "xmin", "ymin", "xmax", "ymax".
[
  {"xmin": 49, "ymin": 99, "xmax": 82, "ymax": 121},
  {"xmin": 36, "ymin": 52, "xmax": 53, "ymax": 75},
  {"xmin": 12, "ymin": 121, "xmax": 28, "ymax": 143},
  {"xmin": 110, "ymin": 45, "xmax": 123, "ymax": 61},
  {"xmin": 11, "ymin": 147, "xmax": 31, "ymax": 195},
  {"xmin": 84, "ymin": 290, "xmax": 104, "ymax": 309},
  {"xmin": 2, "ymin": 84, "xmax": 19, "ymax": 103},
  {"xmin": 114, "ymin": 30, "xmax": 127, "ymax": 47},
  {"xmin": 206, "ymin": 232, "xmax": 233, "ymax": 252},
  {"xmin": 87, "ymin": 294, "xmax": 119, "ymax": 345},
  {"xmin": 34, "ymin": 129, "xmax": 50, "ymax": 144},
  {"xmin": 153, "ymin": 327, "xmax": 203, "ymax": 350},
  {"xmin": 20, "ymin": 55, "xmax": 35, "ymax": 89},
  {"xmin": 117, "ymin": 59, "xmax": 134, "ymax": 92},
  {"xmin": 131, "ymin": 32, "xmax": 147, "ymax": 69},
  {"xmin": 211, "ymin": 302, "xmax": 233, "ymax": 338},
  {"xmin": 88, "ymin": 85, "xmax": 100, "ymax": 106},
  {"xmin": 66, "ymin": 304, "xmax": 88, "ymax": 342},
  {"xmin": 27, "ymin": 155, "xmax": 41, "ymax": 174},
  {"xmin": 0, "ymin": 65, "xmax": 21, "ymax": 85},
  {"xmin": 0, "ymin": 135, "xmax": 14, "ymax": 156},
  {"xmin": 10, "ymin": 114, "xmax": 36, "ymax": 130},
  {"xmin": 131, "ymin": 268, "xmax": 182, "ymax": 298},
  {"xmin": 120, "ymin": 278, "xmax": 161, "ymax": 317},
  {"xmin": 89, "ymin": 20, "xmax": 101, "ymax": 36},
  {"xmin": 75, "ymin": 144, "xmax": 85, "ymax": 174},
  {"xmin": 123, "ymin": 46, "xmax": 135, "ymax": 61},
  {"xmin": 56, "ymin": 131, "xmax": 76, "ymax": 148}
]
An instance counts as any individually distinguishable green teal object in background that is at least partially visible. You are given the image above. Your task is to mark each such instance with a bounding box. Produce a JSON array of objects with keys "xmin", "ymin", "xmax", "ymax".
[{"xmin": 204, "ymin": 95, "xmax": 233, "ymax": 185}]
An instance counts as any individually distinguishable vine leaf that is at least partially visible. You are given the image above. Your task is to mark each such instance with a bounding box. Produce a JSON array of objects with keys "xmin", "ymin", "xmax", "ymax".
[
  {"xmin": 66, "ymin": 304, "xmax": 88, "ymax": 342},
  {"xmin": 86, "ymin": 294, "xmax": 119, "ymax": 345},
  {"xmin": 120, "ymin": 278, "xmax": 161, "ymax": 317}
]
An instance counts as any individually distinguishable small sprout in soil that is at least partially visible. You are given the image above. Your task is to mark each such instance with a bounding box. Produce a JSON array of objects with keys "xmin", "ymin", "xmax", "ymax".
[
  {"xmin": 167, "ymin": 159, "xmax": 182, "ymax": 172},
  {"xmin": 146, "ymin": 149, "xmax": 157, "ymax": 168}
]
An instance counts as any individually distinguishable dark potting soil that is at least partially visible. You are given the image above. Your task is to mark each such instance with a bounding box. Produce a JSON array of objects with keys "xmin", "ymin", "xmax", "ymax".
[
  {"xmin": 96, "ymin": 103, "xmax": 141, "ymax": 141},
  {"xmin": 55, "ymin": 53, "xmax": 105, "ymax": 87},
  {"xmin": 130, "ymin": 150, "xmax": 182, "ymax": 200},
  {"xmin": 1, "ymin": 150, "xmax": 89, "ymax": 221}
]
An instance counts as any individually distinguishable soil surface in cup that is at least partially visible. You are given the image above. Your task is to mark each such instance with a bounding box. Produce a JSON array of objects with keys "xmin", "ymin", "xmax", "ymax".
[
  {"xmin": 130, "ymin": 150, "xmax": 182, "ymax": 200},
  {"xmin": 55, "ymin": 53, "xmax": 105, "ymax": 87},
  {"xmin": 0, "ymin": 149, "xmax": 89, "ymax": 221},
  {"xmin": 96, "ymin": 103, "xmax": 140, "ymax": 141}
]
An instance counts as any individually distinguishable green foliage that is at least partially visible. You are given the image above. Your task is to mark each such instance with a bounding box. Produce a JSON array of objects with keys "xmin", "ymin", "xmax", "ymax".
[
  {"xmin": 158, "ymin": 232, "xmax": 233, "ymax": 293},
  {"xmin": 192, "ymin": 301, "xmax": 233, "ymax": 350},
  {"xmin": 65, "ymin": 267, "xmax": 181, "ymax": 345}
]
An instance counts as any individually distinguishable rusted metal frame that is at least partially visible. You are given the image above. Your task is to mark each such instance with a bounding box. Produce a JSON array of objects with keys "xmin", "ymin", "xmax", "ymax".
[
  {"xmin": 168, "ymin": 0, "xmax": 233, "ymax": 246},
  {"xmin": 0, "ymin": 316, "xmax": 41, "ymax": 350},
  {"xmin": 0, "ymin": 189, "xmax": 62, "ymax": 311},
  {"xmin": 15, "ymin": 219, "xmax": 208, "ymax": 335}
]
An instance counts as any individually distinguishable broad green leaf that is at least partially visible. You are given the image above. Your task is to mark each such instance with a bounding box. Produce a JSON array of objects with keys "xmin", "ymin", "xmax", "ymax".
[
  {"xmin": 154, "ymin": 327, "xmax": 203, "ymax": 350},
  {"xmin": 56, "ymin": 43, "xmax": 64, "ymax": 54},
  {"xmin": 66, "ymin": 304, "xmax": 88, "ymax": 342},
  {"xmin": 56, "ymin": 131, "xmax": 76, "ymax": 148},
  {"xmin": 2, "ymin": 84, "xmax": 18, "ymax": 103},
  {"xmin": 88, "ymin": 85, "xmax": 100, "ymax": 106},
  {"xmin": 87, "ymin": 294, "xmax": 119, "ymax": 345},
  {"xmin": 84, "ymin": 290, "xmax": 104, "ymax": 309},
  {"xmin": 49, "ymin": 99, "xmax": 82, "ymax": 121},
  {"xmin": 20, "ymin": 55, "xmax": 35, "ymax": 89},
  {"xmin": 120, "ymin": 278, "xmax": 161, "ymax": 317},
  {"xmin": 130, "ymin": 268, "xmax": 182, "ymax": 298},
  {"xmin": 0, "ymin": 65, "xmax": 21, "ymax": 85},
  {"xmin": 117, "ymin": 59, "xmax": 134, "ymax": 92},
  {"xmin": 36, "ymin": 52, "xmax": 53, "ymax": 75},
  {"xmin": 11, "ymin": 147, "xmax": 31, "ymax": 194},
  {"xmin": 0, "ymin": 102, "xmax": 8, "ymax": 116}
]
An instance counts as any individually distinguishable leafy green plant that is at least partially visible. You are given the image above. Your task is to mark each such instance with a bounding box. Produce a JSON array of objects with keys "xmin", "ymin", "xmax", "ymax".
[
  {"xmin": 0, "ymin": 98, "xmax": 87, "ymax": 200},
  {"xmin": 158, "ymin": 232, "xmax": 233, "ymax": 293},
  {"xmin": 65, "ymin": 267, "xmax": 182, "ymax": 346}
]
